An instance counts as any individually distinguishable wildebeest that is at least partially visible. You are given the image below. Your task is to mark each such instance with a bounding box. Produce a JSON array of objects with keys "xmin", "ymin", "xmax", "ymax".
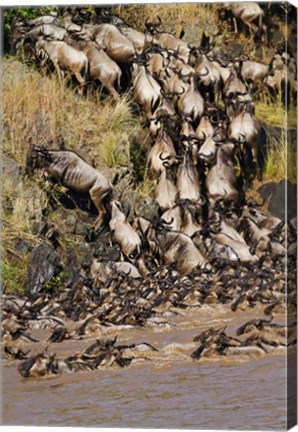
[
  {"xmin": 153, "ymin": 222, "xmax": 208, "ymax": 273},
  {"xmin": 131, "ymin": 63, "xmax": 162, "ymax": 119},
  {"xmin": 206, "ymin": 142, "xmax": 239, "ymax": 208},
  {"xmin": 35, "ymin": 37, "xmax": 88, "ymax": 90},
  {"xmin": 219, "ymin": 3, "xmax": 266, "ymax": 42},
  {"xmin": 26, "ymin": 144, "xmax": 113, "ymax": 228},
  {"xmin": 109, "ymin": 200, "xmax": 142, "ymax": 259},
  {"xmin": 177, "ymin": 75, "xmax": 204, "ymax": 125},
  {"xmin": 93, "ymin": 23, "xmax": 136, "ymax": 63},
  {"xmin": 228, "ymin": 101, "xmax": 261, "ymax": 183},
  {"xmin": 70, "ymin": 35, "xmax": 122, "ymax": 99}
]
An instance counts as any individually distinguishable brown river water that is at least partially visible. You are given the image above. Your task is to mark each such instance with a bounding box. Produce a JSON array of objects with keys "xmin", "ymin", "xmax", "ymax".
[{"xmin": 1, "ymin": 305, "xmax": 290, "ymax": 430}]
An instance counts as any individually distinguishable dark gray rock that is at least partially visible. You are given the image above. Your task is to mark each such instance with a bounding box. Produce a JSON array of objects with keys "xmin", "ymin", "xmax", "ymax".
[
  {"xmin": 76, "ymin": 242, "xmax": 97, "ymax": 268},
  {"xmin": 257, "ymin": 182, "xmax": 276, "ymax": 202},
  {"xmin": 31, "ymin": 221, "xmax": 60, "ymax": 247},
  {"xmin": 63, "ymin": 214, "xmax": 88, "ymax": 236},
  {"xmin": 26, "ymin": 243, "xmax": 63, "ymax": 296},
  {"xmin": 93, "ymin": 239, "xmax": 121, "ymax": 262},
  {"xmin": 268, "ymin": 180, "xmax": 297, "ymax": 221},
  {"xmin": 14, "ymin": 239, "xmax": 32, "ymax": 254},
  {"xmin": 3, "ymin": 155, "xmax": 22, "ymax": 189},
  {"xmin": 135, "ymin": 197, "xmax": 160, "ymax": 221},
  {"xmin": 51, "ymin": 208, "xmax": 90, "ymax": 236},
  {"xmin": 120, "ymin": 190, "xmax": 159, "ymax": 221}
]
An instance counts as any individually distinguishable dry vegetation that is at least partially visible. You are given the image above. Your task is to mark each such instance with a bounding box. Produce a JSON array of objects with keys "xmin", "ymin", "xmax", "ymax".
[
  {"xmin": 2, "ymin": 4, "xmax": 296, "ymax": 294},
  {"xmin": 113, "ymin": 3, "xmax": 219, "ymax": 40},
  {"xmin": 2, "ymin": 60, "xmax": 148, "ymax": 169},
  {"xmin": 2, "ymin": 59, "xmax": 150, "ymax": 293}
]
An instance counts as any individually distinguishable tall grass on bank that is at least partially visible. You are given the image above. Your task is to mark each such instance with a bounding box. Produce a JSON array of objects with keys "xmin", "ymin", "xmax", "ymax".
[
  {"xmin": 2, "ymin": 59, "xmax": 147, "ymax": 171},
  {"xmin": 2, "ymin": 58, "xmax": 149, "ymax": 294},
  {"xmin": 114, "ymin": 3, "xmax": 218, "ymax": 42},
  {"xmin": 264, "ymin": 131, "xmax": 296, "ymax": 184},
  {"xmin": 255, "ymin": 98, "xmax": 296, "ymax": 130}
]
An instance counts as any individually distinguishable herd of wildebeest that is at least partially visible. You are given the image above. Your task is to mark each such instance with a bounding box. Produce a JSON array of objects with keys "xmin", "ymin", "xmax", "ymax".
[{"xmin": 2, "ymin": 4, "xmax": 297, "ymax": 378}]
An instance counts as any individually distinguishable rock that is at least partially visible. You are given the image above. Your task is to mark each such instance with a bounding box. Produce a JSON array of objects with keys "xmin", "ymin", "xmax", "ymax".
[
  {"xmin": 14, "ymin": 239, "xmax": 32, "ymax": 255},
  {"xmin": 227, "ymin": 43, "xmax": 243, "ymax": 57},
  {"xmin": 26, "ymin": 243, "xmax": 63, "ymax": 296},
  {"xmin": 76, "ymin": 242, "xmax": 97, "ymax": 268},
  {"xmin": 2, "ymin": 155, "xmax": 22, "ymax": 187},
  {"xmin": 270, "ymin": 30, "xmax": 286, "ymax": 48},
  {"xmin": 135, "ymin": 197, "xmax": 160, "ymax": 221},
  {"xmin": 257, "ymin": 182, "xmax": 276, "ymax": 202},
  {"xmin": 93, "ymin": 240, "xmax": 121, "ymax": 262},
  {"xmin": 118, "ymin": 190, "xmax": 159, "ymax": 222},
  {"xmin": 268, "ymin": 180, "xmax": 297, "ymax": 221},
  {"xmin": 50, "ymin": 208, "xmax": 90, "ymax": 236},
  {"xmin": 3, "ymin": 158, "xmax": 49, "ymax": 224},
  {"xmin": 63, "ymin": 213, "xmax": 88, "ymax": 236},
  {"xmin": 258, "ymin": 180, "xmax": 297, "ymax": 221},
  {"xmin": 31, "ymin": 221, "xmax": 60, "ymax": 247}
]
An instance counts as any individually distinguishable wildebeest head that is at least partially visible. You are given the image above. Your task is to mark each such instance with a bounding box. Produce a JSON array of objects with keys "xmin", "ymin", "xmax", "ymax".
[
  {"xmin": 26, "ymin": 144, "xmax": 52, "ymax": 175},
  {"xmin": 144, "ymin": 16, "xmax": 162, "ymax": 35}
]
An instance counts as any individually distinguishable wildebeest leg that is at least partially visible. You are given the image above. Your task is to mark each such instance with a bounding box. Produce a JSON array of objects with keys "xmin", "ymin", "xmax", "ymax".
[
  {"xmin": 53, "ymin": 61, "xmax": 63, "ymax": 81},
  {"xmin": 251, "ymin": 147, "xmax": 261, "ymax": 181},
  {"xmin": 73, "ymin": 71, "xmax": 85, "ymax": 96},
  {"xmin": 233, "ymin": 17, "xmax": 238, "ymax": 34},
  {"xmin": 237, "ymin": 147, "xmax": 251, "ymax": 190},
  {"xmin": 244, "ymin": 18, "xmax": 258, "ymax": 42},
  {"xmin": 90, "ymin": 184, "xmax": 111, "ymax": 228},
  {"xmin": 104, "ymin": 78, "xmax": 120, "ymax": 100}
]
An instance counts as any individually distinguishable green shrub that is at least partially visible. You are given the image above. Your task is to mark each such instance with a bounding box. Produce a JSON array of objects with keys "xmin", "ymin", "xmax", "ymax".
[{"xmin": 3, "ymin": 7, "xmax": 58, "ymax": 53}]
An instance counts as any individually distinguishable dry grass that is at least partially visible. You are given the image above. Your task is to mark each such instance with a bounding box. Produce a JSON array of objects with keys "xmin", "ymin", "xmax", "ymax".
[
  {"xmin": 114, "ymin": 3, "xmax": 219, "ymax": 42},
  {"xmin": 2, "ymin": 58, "xmax": 149, "ymax": 294},
  {"xmin": 1, "ymin": 217, "xmax": 42, "ymax": 294},
  {"xmin": 263, "ymin": 131, "xmax": 296, "ymax": 184},
  {"xmin": 2, "ymin": 59, "xmax": 147, "ymax": 171}
]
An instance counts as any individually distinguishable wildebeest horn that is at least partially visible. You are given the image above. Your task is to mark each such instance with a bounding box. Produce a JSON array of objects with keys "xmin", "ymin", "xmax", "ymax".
[
  {"xmin": 178, "ymin": 69, "xmax": 192, "ymax": 80},
  {"xmin": 216, "ymin": 56, "xmax": 229, "ymax": 67},
  {"xmin": 200, "ymin": 130, "xmax": 207, "ymax": 141},
  {"xmin": 161, "ymin": 217, "xmax": 174, "ymax": 225},
  {"xmin": 159, "ymin": 152, "xmax": 171, "ymax": 161},
  {"xmin": 187, "ymin": 43, "xmax": 197, "ymax": 49},
  {"xmin": 240, "ymin": 54, "xmax": 249, "ymax": 61},
  {"xmin": 213, "ymin": 129, "xmax": 225, "ymax": 142},
  {"xmin": 239, "ymin": 133, "xmax": 246, "ymax": 143},
  {"xmin": 198, "ymin": 67, "xmax": 209, "ymax": 77},
  {"xmin": 198, "ymin": 195, "xmax": 206, "ymax": 206},
  {"xmin": 144, "ymin": 18, "xmax": 154, "ymax": 28},
  {"xmin": 188, "ymin": 134, "xmax": 202, "ymax": 143},
  {"xmin": 176, "ymin": 86, "xmax": 186, "ymax": 95},
  {"xmin": 210, "ymin": 113, "xmax": 220, "ymax": 124}
]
